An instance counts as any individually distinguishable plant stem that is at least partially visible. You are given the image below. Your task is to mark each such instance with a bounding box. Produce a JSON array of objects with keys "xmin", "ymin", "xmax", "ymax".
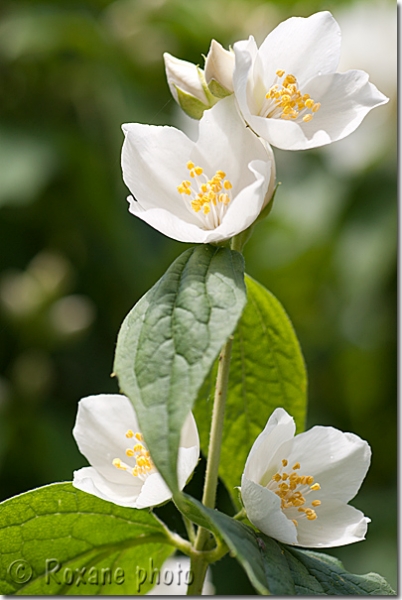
[
  {"xmin": 187, "ymin": 234, "xmax": 241, "ymax": 594},
  {"xmin": 182, "ymin": 513, "xmax": 196, "ymax": 544},
  {"xmin": 199, "ymin": 335, "xmax": 234, "ymax": 513},
  {"xmin": 187, "ymin": 334, "xmax": 234, "ymax": 594},
  {"xmin": 187, "ymin": 557, "xmax": 209, "ymax": 596}
]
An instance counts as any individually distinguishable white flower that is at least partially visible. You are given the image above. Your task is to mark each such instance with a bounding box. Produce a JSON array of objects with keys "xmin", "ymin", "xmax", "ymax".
[
  {"xmin": 241, "ymin": 408, "xmax": 371, "ymax": 548},
  {"xmin": 121, "ymin": 96, "xmax": 275, "ymax": 244},
  {"xmin": 204, "ymin": 40, "xmax": 235, "ymax": 98},
  {"xmin": 72, "ymin": 394, "xmax": 199, "ymax": 509},
  {"xmin": 232, "ymin": 11, "xmax": 388, "ymax": 150},
  {"xmin": 146, "ymin": 556, "xmax": 214, "ymax": 595},
  {"xmin": 163, "ymin": 53, "xmax": 216, "ymax": 119}
]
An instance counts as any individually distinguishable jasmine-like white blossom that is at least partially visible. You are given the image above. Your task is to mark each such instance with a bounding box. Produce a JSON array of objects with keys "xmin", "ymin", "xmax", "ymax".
[
  {"xmin": 121, "ymin": 96, "xmax": 275, "ymax": 244},
  {"xmin": 241, "ymin": 408, "xmax": 371, "ymax": 548},
  {"xmin": 72, "ymin": 394, "xmax": 199, "ymax": 509},
  {"xmin": 163, "ymin": 53, "xmax": 216, "ymax": 119},
  {"xmin": 204, "ymin": 40, "xmax": 235, "ymax": 98},
  {"xmin": 232, "ymin": 11, "xmax": 388, "ymax": 150}
]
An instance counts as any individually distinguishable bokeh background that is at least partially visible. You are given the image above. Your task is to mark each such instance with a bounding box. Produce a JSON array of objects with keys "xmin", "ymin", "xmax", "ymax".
[{"xmin": 0, "ymin": 0, "xmax": 396, "ymax": 593}]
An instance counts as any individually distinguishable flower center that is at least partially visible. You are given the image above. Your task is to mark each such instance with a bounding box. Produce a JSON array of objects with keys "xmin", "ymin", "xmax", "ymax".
[
  {"xmin": 177, "ymin": 161, "xmax": 233, "ymax": 229},
  {"xmin": 112, "ymin": 430, "xmax": 155, "ymax": 481},
  {"xmin": 267, "ymin": 458, "xmax": 322, "ymax": 527},
  {"xmin": 262, "ymin": 69, "xmax": 321, "ymax": 123}
]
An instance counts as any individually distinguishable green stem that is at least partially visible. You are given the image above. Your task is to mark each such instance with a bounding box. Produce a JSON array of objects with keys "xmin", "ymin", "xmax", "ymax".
[
  {"xmin": 187, "ymin": 557, "xmax": 209, "ymax": 596},
  {"xmin": 186, "ymin": 234, "xmax": 242, "ymax": 594},
  {"xmin": 199, "ymin": 335, "xmax": 233, "ymax": 513},
  {"xmin": 233, "ymin": 508, "xmax": 247, "ymax": 521},
  {"xmin": 187, "ymin": 324, "xmax": 235, "ymax": 594},
  {"xmin": 182, "ymin": 513, "xmax": 196, "ymax": 545}
]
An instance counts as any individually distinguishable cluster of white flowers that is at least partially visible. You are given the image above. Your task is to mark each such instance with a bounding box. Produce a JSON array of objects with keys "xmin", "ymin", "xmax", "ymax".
[
  {"xmin": 73, "ymin": 396, "xmax": 370, "ymax": 549},
  {"xmin": 72, "ymin": 11, "xmax": 385, "ymax": 551},
  {"xmin": 121, "ymin": 11, "xmax": 387, "ymax": 244}
]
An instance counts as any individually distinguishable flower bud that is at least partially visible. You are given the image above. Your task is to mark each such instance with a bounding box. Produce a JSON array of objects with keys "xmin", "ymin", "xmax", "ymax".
[
  {"xmin": 204, "ymin": 40, "xmax": 235, "ymax": 98},
  {"xmin": 163, "ymin": 52, "xmax": 216, "ymax": 119}
]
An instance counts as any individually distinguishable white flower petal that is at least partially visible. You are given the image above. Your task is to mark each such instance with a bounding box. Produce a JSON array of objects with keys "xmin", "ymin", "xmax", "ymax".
[
  {"xmin": 257, "ymin": 12, "xmax": 341, "ymax": 86},
  {"xmin": 287, "ymin": 426, "xmax": 371, "ymax": 503},
  {"xmin": 232, "ymin": 37, "xmax": 259, "ymax": 114},
  {"xmin": 241, "ymin": 475, "xmax": 298, "ymax": 545},
  {"xmin": 294, "ymin": 499, "xmax": 369, "ymax": 548},
  {"xmin": 204, "ymin": 40, "xmax": 235, "ymax": 93},
  {"xmin": 73, "ymin": 394, "xmax": 200, "ymax": 509},
  {"xmin": 122, "ymin": 96, "xmax": 275, "ymax": 243},
  {"xmin": 73, "ymin": 394, "xmax": 140, "ymax": 485},
  {"xmin": 232, "ymin": 11, "xmax": 388, "ymax": 150},
  {"xmin": 298, "ymin": 70, "xmax": 389, "ymax": 147},
  {"xmin": 164, "ymin": 53, "xmax": 209, "ymax": 105},
  {"xmin": 242, "ymin": 408, "xmax": 371, "ymax": 548},
  {"xmin": 243, "ymin": 408, "xmax": 295, "ymax": 484},
  {"xmin": 73, "ymin": 466, "xmax": 142, "ymax": 508},
  {"xmin": 180, "ymin": 411, "xmax": 200, "ymax": 449},
  {"xmin": 121, "ymin": 123, "xmax": 200, "ymax": 223},
  {"xmin": 177, "ymin": 446, "xmax": 199, "ymax": 489},
  {"xmin": 196, "ymin": 96, "xmax": 270, "ymax": 190},
  {"xmin": 206, "ymin": 160, "xmax": 270, "ymax": 243},
  {"xmin": 127, "ymin": 198, "xmax": 210, "ymax": 243},
  {"xmin": 135, "ymin": 472, "xmax": 173, "ymax": 509}
]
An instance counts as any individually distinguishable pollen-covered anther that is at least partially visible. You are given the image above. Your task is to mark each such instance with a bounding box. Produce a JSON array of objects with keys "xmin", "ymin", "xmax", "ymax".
[
  {"xmin": 112, "ymin": 458, "xmax": 128, "ymax": 471},
  {"xmin": 268, "ymin": 458, "xmax": 322, "ymax": 524},
  {"xmin": 177, "ymin": 163, "xmax": 234, "ymax": 225},
  {"xmin": 264, "ymin": 70, "xmax": 321, "ymax": 123},
  {"xmin": 113, "ymin": 431, "xmax": 155, "ymax": 479}
]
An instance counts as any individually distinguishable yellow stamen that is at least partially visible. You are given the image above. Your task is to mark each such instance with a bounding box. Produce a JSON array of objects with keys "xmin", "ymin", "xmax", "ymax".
[
  {"xmin": 177, "ymin": 165, "xmax": 234, "ymax": 223},
  {"xmin": 292, "ymin": 519, "xmax": 298, "ymax": 527},
  {"xmin": 264, "ymin": 70, "xmax": 321, "ymax": 123},
  {"xmin": 113, "ymin": 431, "xmax": 154, "ymax": 479},
  {"xmin": 267, "ymin": 457, "xmax": 322, "ymax": 526}
]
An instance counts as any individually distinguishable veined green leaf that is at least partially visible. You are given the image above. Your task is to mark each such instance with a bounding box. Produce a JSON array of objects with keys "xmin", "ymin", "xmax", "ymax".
[
  {"xmin": 114, "ymin": 245, "xmax": 246, "ymax": 493},
  {"xmin": 195, "ymin": 274, "xmax": 307, "ymax": 504},
  {"xmin": 280, "ymin": 541, "xmax": 396, "ymax": 596},
  {"xmin": 0, "ymin": 483, "xmax": 174, "ymax": 595},
  {"xmin": 176, "ymin": 493, "xmax": 270, "ymax": 595},
  {"xmin": 176, "ymin": 494, "xmax": 395, "ymax": 596}
]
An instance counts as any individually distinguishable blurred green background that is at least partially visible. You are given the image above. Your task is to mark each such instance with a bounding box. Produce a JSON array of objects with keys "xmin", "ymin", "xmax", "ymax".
[{"xmin": 0, "ymin": 0, "xmax": 396, "ymax": 593}]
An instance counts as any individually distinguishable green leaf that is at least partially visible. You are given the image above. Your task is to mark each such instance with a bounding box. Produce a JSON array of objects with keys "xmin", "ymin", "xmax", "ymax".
[
  {"xmin": 283, "ymin": 546, "xmax": 396, "ymax": 595},
  {"xmin": 254, "ymin": 532, "xmax": 395, "ymax": 596},
  {"xmin": 195, "ymin": 275, "xmax": 307, "ymax": 503},
  {"xmin": 0, "ymin": 483, "xmax": 175, "ymax": 595},
  {"xmin": 176, "ymin": 493, "xmax": 270, "ymax": 595},
  {"xmin": 114, "ymin": 245, "xmax": 246, "ymax": 493}
]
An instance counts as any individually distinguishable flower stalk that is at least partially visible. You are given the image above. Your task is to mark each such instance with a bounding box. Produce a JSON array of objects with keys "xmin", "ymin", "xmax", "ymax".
[{"xmin": 187, "ymin": 234, "xmax": 241, "ymax": 593}]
